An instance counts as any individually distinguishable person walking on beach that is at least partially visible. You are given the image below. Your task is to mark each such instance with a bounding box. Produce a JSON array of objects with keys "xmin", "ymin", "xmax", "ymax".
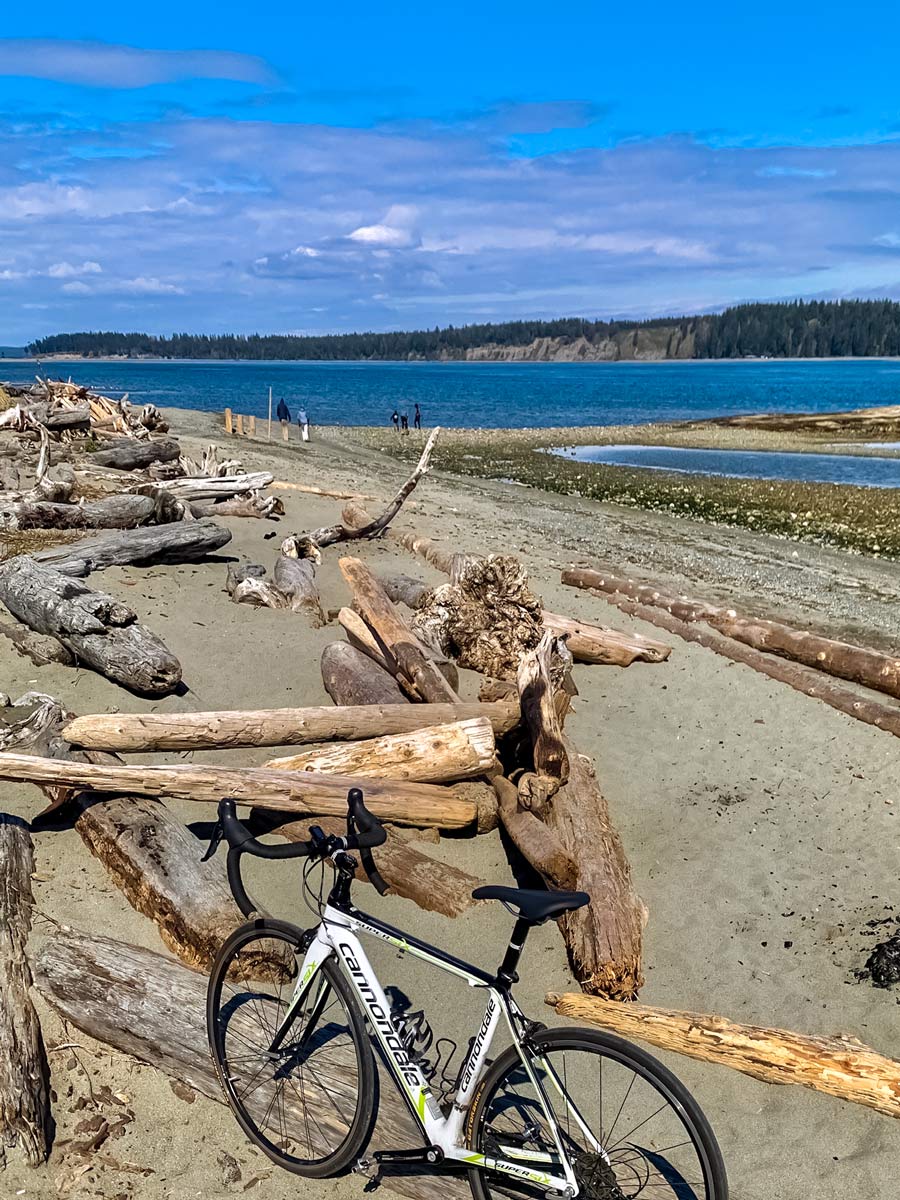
[
  {"xmin": 391, "ymin": 409, "xmax": 400, "ymax": 432},
  {"xmin": 276, "ymin": 397, "xmax": 291, "ymax": 442},
  {"xmin": 413, "ymin": 403, "xmax": 421, "ymax": 430},
  {"xmin": 297, "ymin": 407, "xmax": 310, "ymax": 442},
  {"xmin": 400, "ymin": 411, "xmax": 409, "ymax": 434}
]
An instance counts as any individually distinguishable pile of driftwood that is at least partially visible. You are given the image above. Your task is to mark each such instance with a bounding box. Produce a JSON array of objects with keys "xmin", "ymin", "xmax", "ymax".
[{"xmin": 0, "ymin": 379, "xmax": 296, "ymax": 695}]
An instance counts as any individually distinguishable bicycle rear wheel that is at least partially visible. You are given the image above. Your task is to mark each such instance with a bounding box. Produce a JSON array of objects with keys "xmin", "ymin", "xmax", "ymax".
[
  {"xmin": 467, "ymin": 1026, "xmax": 727, "ymax": 1200},
  {"xmin": 207, "ymin": 919, "xmax": 376, "ymax": 1177}
]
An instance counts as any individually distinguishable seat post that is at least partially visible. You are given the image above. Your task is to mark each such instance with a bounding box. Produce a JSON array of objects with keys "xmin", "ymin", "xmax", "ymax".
[{"xmin": 496, "ymin": 917, "xmax": 531, "ymax": 988}]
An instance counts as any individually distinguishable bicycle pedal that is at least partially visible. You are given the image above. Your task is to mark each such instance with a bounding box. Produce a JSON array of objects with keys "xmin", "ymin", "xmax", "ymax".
[{"xmin": 354, "ymin": 1157, "xmax": 379, "ymax": 1179}]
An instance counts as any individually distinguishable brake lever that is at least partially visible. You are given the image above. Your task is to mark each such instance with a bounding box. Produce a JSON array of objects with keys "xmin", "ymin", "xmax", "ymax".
[{"xmin": 201, "ymin": 819, "xmax": 224, "ymax": 862}]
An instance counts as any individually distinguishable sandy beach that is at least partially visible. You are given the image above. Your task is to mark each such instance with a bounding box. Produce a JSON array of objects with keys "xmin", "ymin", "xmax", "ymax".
[{"xmin": 2, "ymin": 408, "xmax": 900, "ymax": 1200}]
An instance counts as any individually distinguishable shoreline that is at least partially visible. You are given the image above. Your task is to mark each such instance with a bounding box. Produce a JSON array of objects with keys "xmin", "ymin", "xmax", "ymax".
[{"xmin": 9, "ymin": 352, "xmax": 900, "ymax": 365}]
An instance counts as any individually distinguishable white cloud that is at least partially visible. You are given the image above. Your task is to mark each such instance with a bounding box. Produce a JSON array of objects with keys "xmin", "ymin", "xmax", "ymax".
[
  {"xmin": 47, "ymin": 261, "xmax": 102, "ymax": 278},
  {"xmin": 60, "ymin": 281, "xmax": 92, "ymax": 295},
  {"xmin": 116, "ymin": 276, "xmax": 185, "ymax": 295},
  {"xmin": 0, "ymin": 39, "xmax": 274, "ymax": 89},
  {"xmin": 349, "ymin": 204, "xmax": 419, "ymax": 248}
]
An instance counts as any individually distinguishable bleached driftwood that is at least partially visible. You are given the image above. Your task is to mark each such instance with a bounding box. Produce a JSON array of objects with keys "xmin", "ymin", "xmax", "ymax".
[
  {"xmin": 0, "ymin": 753, "xmax": 477, "ymax": 828},
  {"xmin": 546, "ymin": 991, "xmax": 900, "ymax": 1121},
  {"xmin": 264, "ymin": 717, "xmax": 496, "ymax": 783},
  {"xmin": 61, "ymin": 700, "xmax": 520, "ymax": 752}
]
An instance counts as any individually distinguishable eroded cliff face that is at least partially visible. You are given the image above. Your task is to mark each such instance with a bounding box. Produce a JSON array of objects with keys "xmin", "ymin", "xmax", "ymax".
[{"xmin": 457, "ymin": 325, "xmax": 695, "ymax": 362}]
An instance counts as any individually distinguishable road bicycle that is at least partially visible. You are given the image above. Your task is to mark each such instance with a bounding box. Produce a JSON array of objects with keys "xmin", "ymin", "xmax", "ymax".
[{"xmin": 204, "ymin": 790, "xmax": 728, "ymax": 1200}]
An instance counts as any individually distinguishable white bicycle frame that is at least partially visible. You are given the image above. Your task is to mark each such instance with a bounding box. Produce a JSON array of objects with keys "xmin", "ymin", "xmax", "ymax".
[{"xmin": 278, "ymin": 902, "xmax": 602, "ymax": 1197}]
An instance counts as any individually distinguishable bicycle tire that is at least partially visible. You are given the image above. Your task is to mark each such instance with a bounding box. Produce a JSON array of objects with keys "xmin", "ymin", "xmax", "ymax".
[
  {"xmin": 207, "ymin": 918, "xmax": 376, "ymax": 1177},
  {"xmin": 466, "ymin": 1026, "xmax": 727, "ymax": 1200}
]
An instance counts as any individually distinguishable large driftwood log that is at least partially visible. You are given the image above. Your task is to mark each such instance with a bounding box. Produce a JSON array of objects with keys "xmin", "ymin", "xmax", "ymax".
[
  {"xmin": 0, "ymin": 558, "xmax": 182, "ymax": 695},
  {"xmin": 61, "ymin": 700, "xmax": 520, "ymax": 752},
  {"xmin": 322, "ymin": 641, "xmax": 409, "ymax": 705},
  {"xmin": 89, "ymin": 437, "xmax": 180, "ymax": 470},
  {"xmin": 265, "ymin": 717, "xmax": 496, "ymax": 783},
  {"xmin": 33, "ymin": 931, "xmax": 467, "ymax": 1200},
  {"xmin": 32, "ymin": 518, "xmax": 231, "ymax": 576},
  {"xmin": 273, "ymin": 815, "xmax": 485, "ymax": 917},
  {"xmin": 546, "ymin": 742, "xmax": 646, "ymax": 999},
  {"xmin": 546, "ymin": 992, "xmax": 900, "ymax": 1121},
  {"xmin": 157, "ymin": 471, "xmax": 274, "ymax": 502},
  {"xmin": 273, "ymin": 545, "xmax": 325, "ymax": 624},
  {"xmin": 603, "ymin": 593, "xmax": 900, "ymax": 742},
  {"xmin": 73, "ymin": 793, "xmax": 246, "ymax": 972},
  {"xmin": 339, "ymin": 558, "xmax": 461, "ymax": 702},
  {"xmin": 306, "ymin": 428, "xmax": 440, "ymax": 548},
  {"xmin": 0, "ymin": 754, "xmax": 477, "ymax": 828},
  {"xmin": 0, "ymin": 492, "xmax": 171, "ymax": 532},
  {"xmin": 0, "ymin": 814, "xmax": 49, "ymax": 1166},
  {"xmin": 563, "ymin": 567, "xmax": 900, "ymax": 701},
  {"xmin": 541, "ymin": 610, "xmax": 670, "ymax": 666}
]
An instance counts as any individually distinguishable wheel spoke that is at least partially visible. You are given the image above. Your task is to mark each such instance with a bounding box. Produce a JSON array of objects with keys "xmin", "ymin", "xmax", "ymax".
[
  {"xmin": 475, "ymin": 1039, "xmax": 721, "ymax": 1200},
  {"xmin": 209, "ymin": 927, "xmax": 369, "ymax": 1172}
]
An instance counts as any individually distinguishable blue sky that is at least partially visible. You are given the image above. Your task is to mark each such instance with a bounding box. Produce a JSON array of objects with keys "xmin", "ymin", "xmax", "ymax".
[{"xmin": 3, "ymin": 3, "xmax": 900, "ymax": 340}]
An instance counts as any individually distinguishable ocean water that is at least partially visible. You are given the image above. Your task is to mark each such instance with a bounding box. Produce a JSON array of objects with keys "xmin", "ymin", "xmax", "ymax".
[
  {"xmin": 7, "ymin": 357, "xmax": 900, "ymax": 430},
  {"xmin": 554, "ymin": 444, "xmax": 900, "ymax": 488}
]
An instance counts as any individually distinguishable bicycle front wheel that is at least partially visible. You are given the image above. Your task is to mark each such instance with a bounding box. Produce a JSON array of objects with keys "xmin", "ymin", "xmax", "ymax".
[
  {"xmin": 467, "ymin": 1026, "xmax": 727, "ymax": 1200},
  {"xmin": 207, "ymin": 919, "xmax": 376, "ymax": 1177}
]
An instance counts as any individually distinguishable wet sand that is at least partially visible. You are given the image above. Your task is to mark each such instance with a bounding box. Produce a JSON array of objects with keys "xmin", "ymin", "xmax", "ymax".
[{"xmin": 1, "ymin": 409, "xmax": 899, "ymax": 1199}]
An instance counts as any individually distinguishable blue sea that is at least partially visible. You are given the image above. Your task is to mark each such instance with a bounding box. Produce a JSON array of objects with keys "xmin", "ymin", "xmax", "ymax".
[{"xmin": 7, "ymin": 357, "xmax": 900, "ymax": 430}]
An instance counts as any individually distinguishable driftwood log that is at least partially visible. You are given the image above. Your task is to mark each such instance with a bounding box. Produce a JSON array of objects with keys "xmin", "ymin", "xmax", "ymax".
[
  {"xmin": 517, "ymin": 630, "xmax": 569, "ymax": 803},
  {"xmin": 339, "ymin": 557, "xmax": 460, "ymax": 702},
  {"xmin": 33, "ymin": 930, "xmax": 468, "ymax": 1200},
  {"xmin": 305, "ymin": 427, "xmax": 440, "ymax": 548},
  {"xmin": 337, "ymin": 607, "xmax": 460, "ymax": 699},
  {"xmin": 73, "ymin": 793, "xmax": 246, "ymax": 971},
  {"xmin": 603, "ymin": 593, "xmax": 900, "ymax": 741},
  {"xmin": 157, "ymin": 472, "xmax": 274, "ymax": 502},
  {"xmin": 61, "ymin": 700, "xmax": 520, "ymax": 752},
  {"xmin": 541, "ymin": 610, "xmax": 670, "ymax": 666},
  {"xmin": 32, "ymin": 518, "xmax": 231, "ymax": 576},
  {"xmin": 0, "ymin": 814, "xmax": 49, "ymax": 1166},
  {"xmin": 192, "ymin": 493, "xmax": 283, "ymax": 519},
  {"xmin": 563, "ymin": 567, "xmax": 900, "ymax": 701},
  {"xmin": 89, "ymin": 437, "xmax": 180, "ymax": 471},
  {"xmin": 265, "ymin": 717, "xmax": 496, "ymax": 782},
  {"xmin": 547, "ymin": 740, "xmax": 646, "ymax": 998},
  {"xmin": 322, "ymin": 641, "xmax": 409, "ymax": 705},
  {"xmin": 272, "ymin": 815, "xmax": 485, "ymax": 917},
  {"xmin": 273, "ymin": 546, "xmax": 325, "ymax": 624},
  {"xmin": 0, "ymin": 557, "xmax": 182, "ymax": 695},
  {"xmin": 0, "ymin": 754, "xmax": 477, "ymax": 828},
  {"xmin": 492, "ymin": 775, "xmax": 577, "ymax": 889},
  {"xmin": 546, "ymin": 992, "xmax": 900, "ymax": 1121}
]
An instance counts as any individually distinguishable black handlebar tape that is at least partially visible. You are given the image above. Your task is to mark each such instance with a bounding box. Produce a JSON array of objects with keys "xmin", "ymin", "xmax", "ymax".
[
  {"xmin": 360, "ymin": 846, "xmax": 390, "ymax": 895},
  {"xmin": 218, "ymin": 797, "xmax": 315, "ymax": 859},
  {"xmin": 347, "ymin": 788, "xmax": 387, "ymax": 848},
  {"xmin": 227, "ymin": 847, "xmax": 256, "ymax": 918}
]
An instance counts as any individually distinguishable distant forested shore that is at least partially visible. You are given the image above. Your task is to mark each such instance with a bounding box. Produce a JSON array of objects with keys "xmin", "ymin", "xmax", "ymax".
[{"xmin": 27, "ymin": 300, "xmax": 900, "ymax": 362}]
